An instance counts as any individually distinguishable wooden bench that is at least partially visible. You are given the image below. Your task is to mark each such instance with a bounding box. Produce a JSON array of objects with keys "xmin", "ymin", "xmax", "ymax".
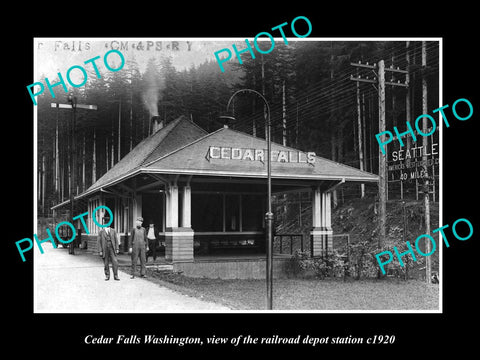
[{"xmin": 209, "ymin": 239, "xmax": 260, "ymax": 251}]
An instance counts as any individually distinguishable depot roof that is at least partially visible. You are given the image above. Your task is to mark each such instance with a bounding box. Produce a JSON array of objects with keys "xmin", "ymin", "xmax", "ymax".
[{"xmin": 75, "ymin": 115, "xmax": 378, "ymax": 200}]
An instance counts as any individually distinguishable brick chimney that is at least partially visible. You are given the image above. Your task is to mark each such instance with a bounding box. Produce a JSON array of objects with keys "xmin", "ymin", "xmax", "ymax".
[{"xmin": 151, "ymin": 115, "xmax": 163, "ymax": 134}]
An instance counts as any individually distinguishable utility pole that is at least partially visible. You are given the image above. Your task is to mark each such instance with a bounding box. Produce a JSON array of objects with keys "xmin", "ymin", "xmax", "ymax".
[
  {"xmin": 402, "ymin": 200, "xmax": 408, "ymax": 280},
  {"xmin": 281, "ymin": 79, "xmax": 288, "ymax": 220},
  {"xmin": 377, "ymin": 60, "xmax": 387, "ymax": 249},
  {"xmin": 404, "ymin": 41, "xmax": 412, "ymax": 200},
  {"xmin": 282, "ymin": 79, "xmax": 287, "ymax": 146},
  {"xmin": 422, "ymin": 41, "xmax": 432, "ymax": 284},
  {"xmin": 106, "ymin": 136, "xmax": 109, "ymax": 171},
  {"xmin": 41, "ymin": 153, "xmax": 45, "ymax": 215},
  {"xmin": 92, "ymin": 128, "xmax": 97, "ymax": 184},
  {"xmin": 330, "ymin": 43, "xmax": 338, "ymax": 208},
  {"xmin": 350, "ymin": 60, "xmax": 408, "ymax": 252},
  {"xmin": 60, "ymin": 144, "xmax": 64, "ymax": 201},
  {"xmin": 362, "ymin": 92, "xmax": 367, "ymax": 172},
  {"xmin": 55, "ymin": 110, "xmax": 59, "ymax": 197},
  {"xmin": 130, "ymin": 84, "xmax": 134, "ymax": 151},
  {"xmin": 82, "ymin": 132, "xmax": 86, "ymax": 193},
  {"xmin": 110, "ymin": 118, "xmax": 114, "ymax": 169},
  {"xmin": 368, "ymin": 96, "xmax": 374, "ymax": 174},
  {"xmin": 118, "ymin": 99, "xmax": 122, "ymax": 162},
  {"xmin": 252, "ymin": 71, "xmax": 257, "ymax": 137},
  {"xmin": 356, "ymin": 69, "xmax": 365, "ymax": 198},
  {"xmin": 69, "ymin": 96, "xmax": 77, "ymax": 254},
  {"xmin": 296, "ymin": 101, "xmax": 299, "ymax": 147}
]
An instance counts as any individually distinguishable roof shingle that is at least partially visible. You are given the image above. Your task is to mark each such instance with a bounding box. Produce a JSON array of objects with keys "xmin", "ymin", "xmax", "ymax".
[{"xmin": 85, "ymin": 115, "xmax": 208, "ymax": 193}]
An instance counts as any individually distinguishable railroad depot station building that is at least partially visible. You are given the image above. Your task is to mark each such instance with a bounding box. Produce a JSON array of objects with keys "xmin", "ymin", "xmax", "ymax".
[{"xmin": 53, "ymin": 116, "xmax": 378, "ymax": 278}]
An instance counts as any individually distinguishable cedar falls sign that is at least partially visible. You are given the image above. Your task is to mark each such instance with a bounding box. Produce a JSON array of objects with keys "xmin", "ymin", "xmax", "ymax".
[{"xmin": 207, "ymin": 146, "xmax": 316, "ymax": 165}]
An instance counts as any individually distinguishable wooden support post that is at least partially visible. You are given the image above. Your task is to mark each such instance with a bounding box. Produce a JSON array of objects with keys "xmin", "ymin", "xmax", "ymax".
[
  {"xmin": 165, "ymin": 185, "xmax": 171, "ymax": 228},
  {"xmin": 165, "ymin": 180, "xmax": 193, "ymax": 263},
  {"xmin": 182, "ymin": 185, "xmax": 191, "ymax": 228},
  {"xmin": 170, "ymin": 185, "xmax": 179, "ymax": 228},
  {"xmin": 310, "ymin": 186, "xmax": 323, "ymax": 257}
]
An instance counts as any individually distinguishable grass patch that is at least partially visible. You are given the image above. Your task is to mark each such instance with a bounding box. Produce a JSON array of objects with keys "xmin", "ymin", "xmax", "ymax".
[{"xmin": 144, "ymin": 269, "xmax": 439, "ymax": 311}]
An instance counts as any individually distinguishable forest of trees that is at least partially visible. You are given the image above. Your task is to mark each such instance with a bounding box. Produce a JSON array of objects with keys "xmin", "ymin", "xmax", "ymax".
[{"xmin": 36, "ymin": 40, "xmax": 439, "ymax": 216}]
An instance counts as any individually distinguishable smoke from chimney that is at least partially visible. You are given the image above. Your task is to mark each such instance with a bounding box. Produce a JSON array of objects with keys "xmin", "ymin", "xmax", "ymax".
[
  {"xmin": 142, "ymin": 59, "xmax": 167, "ymax": 135},
  {"xmin": 143, "ymin": 82, "xmax": 160, "ymax": 117},
  {"xmin": 142, "ymin": 61, "xmax": 165, "ymax": 119}
]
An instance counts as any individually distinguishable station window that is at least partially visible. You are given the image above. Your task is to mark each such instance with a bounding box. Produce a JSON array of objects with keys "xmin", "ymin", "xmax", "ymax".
[
  {"xmin": 242, "ymin": 194, "xmax": 265, "ymax": 231},
  {"xmin": 225, "ymin": 194, "xmax": 240, "ymax": 231},
  {"xmin": 192, "ymin": 193, "xmax": 223, "ymax": 232}
]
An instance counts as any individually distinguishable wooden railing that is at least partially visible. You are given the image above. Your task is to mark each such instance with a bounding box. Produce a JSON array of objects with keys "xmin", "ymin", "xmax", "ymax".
[{"xmin": 273, "ymin": 233, "xmax": 305, "ymax": 255}]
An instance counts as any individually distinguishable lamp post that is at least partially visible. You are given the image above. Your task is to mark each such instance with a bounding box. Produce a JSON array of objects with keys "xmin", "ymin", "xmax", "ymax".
[
  {"xmin": 224, "ymin": 89, "xmax": 273, "ymax": 310},
  {"xmin": 67, "ymin": 94, "xmax": 77, "ymax": 255}
]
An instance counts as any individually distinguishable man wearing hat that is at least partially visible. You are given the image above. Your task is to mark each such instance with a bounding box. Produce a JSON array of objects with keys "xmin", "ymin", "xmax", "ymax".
[
  {"xmin": 97, "ymin": 216, "xmax": 120, "ymax": 281},
  {"xmin": 128, "ymin": 217, "xmax": 149, "ymax": 278}
]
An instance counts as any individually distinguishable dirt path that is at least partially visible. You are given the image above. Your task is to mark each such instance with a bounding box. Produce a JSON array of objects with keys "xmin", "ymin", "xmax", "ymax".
[{"xmin": 34, "ymin": 244, "xmax": 231, "ymax": 313}]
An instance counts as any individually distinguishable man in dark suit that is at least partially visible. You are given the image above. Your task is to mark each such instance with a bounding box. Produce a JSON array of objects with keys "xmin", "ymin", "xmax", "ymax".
[
  {"xmin": 97, "ymin": 216, "xmax": 120, "ymax": 281},
  {"xmin": 128, "ymin": 217, "xmax": 149, "ymax": 279}
]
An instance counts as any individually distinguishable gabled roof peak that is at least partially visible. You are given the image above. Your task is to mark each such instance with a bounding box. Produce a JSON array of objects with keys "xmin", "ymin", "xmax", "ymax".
[{"xmin": 83, "ymin": 115, "xmax": 207, "ymax": 194}]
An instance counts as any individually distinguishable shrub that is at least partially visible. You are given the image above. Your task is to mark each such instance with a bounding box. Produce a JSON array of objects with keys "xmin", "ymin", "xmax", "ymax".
[
  {"xmin": 288, "ymin": 250, "xmax": 313, "ymax": 276},
  {"xmin": 347, "ymin": 240, "xmax": 380, "ymax": 279},
  {"xmin": 289, "ymin": 249, "xmax": 346, "ymax": 279}
]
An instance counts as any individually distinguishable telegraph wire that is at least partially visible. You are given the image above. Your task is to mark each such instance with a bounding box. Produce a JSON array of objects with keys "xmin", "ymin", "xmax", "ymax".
[{"xmin": 231, "ymin": 41, "xmax": 439, "ymax": 139}]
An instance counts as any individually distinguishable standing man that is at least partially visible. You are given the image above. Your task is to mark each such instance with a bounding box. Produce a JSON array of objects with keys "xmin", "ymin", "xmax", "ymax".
[
  {"xmin": 146, "ymin": 222, "xmax": 159, "ymax": 263},
  {"xmin": 128, "ymin": 217, "xmax": 149, "ymax": 279},
  {"xmin": 97, "ymin": 216, "xmax": 120, "ymax": 281}
]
